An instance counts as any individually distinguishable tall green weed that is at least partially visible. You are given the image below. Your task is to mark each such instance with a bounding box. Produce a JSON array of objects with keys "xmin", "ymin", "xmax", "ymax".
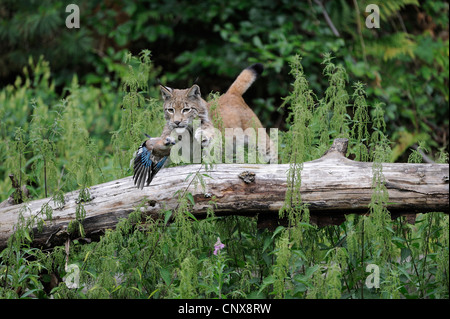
[{"xmin": 0, "ymin": 52, "xmax": 448, "ymax": 299}]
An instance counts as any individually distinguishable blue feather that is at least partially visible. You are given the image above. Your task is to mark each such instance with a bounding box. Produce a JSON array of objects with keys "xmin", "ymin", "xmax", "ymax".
[
  {"xmin": 133, "ymin": 138, "xmax": 172, "ymax": 189},
  {"xmin": 140, "ymin": 146, "xmax": 153, "ymax": 167},
  {"xmin": 155, "ymin": 156, "xmax": 167, "ymax": 170}
]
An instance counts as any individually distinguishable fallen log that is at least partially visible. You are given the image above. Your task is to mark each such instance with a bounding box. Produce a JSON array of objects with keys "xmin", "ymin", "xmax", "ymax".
[{"xmin": 0, "ymin": 139, "xmax": 448, "ymax": 250}]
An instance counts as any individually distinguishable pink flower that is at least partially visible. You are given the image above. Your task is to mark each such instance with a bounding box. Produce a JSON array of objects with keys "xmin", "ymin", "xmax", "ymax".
[{"xmin": 213, "ymin": 237, "xmax": 225, "ymax": 255}]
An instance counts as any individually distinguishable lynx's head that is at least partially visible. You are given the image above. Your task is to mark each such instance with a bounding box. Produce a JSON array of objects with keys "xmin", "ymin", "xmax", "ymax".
[{"xmin": 160, "ymin": 84, "xmax": 209, "ymax": 134}]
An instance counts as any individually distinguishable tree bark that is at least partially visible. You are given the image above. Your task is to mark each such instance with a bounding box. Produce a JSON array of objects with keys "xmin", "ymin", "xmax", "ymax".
[{"xmin": 0, "ymin": 139, "xmax": 448, "ymax": 250}]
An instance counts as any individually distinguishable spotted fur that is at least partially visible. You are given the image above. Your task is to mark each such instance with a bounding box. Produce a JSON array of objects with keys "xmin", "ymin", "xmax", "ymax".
[{"xmin": 159, "ymin": 64, "xmax": 277, "ymax": 162}]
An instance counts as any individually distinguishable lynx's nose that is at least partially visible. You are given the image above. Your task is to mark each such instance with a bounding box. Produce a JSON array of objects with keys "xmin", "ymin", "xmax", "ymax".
[{"xmin": 174, "ymin": 121, "xmax": 181, "ymax": 126}]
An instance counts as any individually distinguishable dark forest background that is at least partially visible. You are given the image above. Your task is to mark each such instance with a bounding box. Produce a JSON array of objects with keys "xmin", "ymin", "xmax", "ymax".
[{"xmin": 1, "ymin": 0, "xmax": 448, "ymax": 161}]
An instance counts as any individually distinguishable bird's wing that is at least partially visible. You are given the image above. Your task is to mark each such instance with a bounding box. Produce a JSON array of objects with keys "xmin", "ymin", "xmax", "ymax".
[
  {"xmin": 145, "ymin": 156, "xmax": 167, "ymax": 186},
  {"xmin": 133, "ymin": 142, "xmax": 154, "ymax": 189},
  {"xmin": 153, "ymin": 156, "xmax": 168, "ymax": 176}
]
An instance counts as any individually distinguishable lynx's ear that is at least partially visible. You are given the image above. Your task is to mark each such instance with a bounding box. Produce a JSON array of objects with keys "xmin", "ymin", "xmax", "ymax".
[
  {"xmin": 160, "ymin": 85, "xmax": 173, "ymax": 101},
  {"xmin": 186, "ymin": 84, "xmax": 201, "ymax": 99}
]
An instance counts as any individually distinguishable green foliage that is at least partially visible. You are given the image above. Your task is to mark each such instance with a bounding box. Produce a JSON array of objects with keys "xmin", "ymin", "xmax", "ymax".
[
  {"xmin": 111, "ymin": 50, "xmax": 164, "ymax": 176},
  {"xmin": 1, "ymin": 0, "xmax": 447, "ymax": 161},
  {"xmin": 0, "ymin": 47, "xmax": 448, "ymax": 300}
]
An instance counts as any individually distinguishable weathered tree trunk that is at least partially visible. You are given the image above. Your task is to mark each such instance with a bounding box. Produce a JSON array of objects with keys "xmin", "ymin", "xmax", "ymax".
[{"xmin": 0, "ymin": 139, "xmax": 448, "ymax": 249}]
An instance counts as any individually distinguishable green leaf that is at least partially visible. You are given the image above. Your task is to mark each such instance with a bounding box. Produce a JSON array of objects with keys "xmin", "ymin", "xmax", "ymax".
[
  {"xmin": 111, "ymin": 285, "xmax": 122, "ymax": 293},
  {"xmin": 293, "ymin": 274, "xmax": 314, "ymax": 288},
  {"xmin": 271, "ymin": 226, "xmax": 285, "ymax": 239},
  {"xmin": 258, "ymin": 275, "xmax": 275, "ymax": 294},
  {"xmin": 84, "ymin": 251, "xmax": 91, "ymax": 262},
  {"xmin": 262, "ymin": 236, "xmax": 273, "ymax": 253},
  {"xmin": 186, "ymin": 192, "xmax": 195, "ymax": 206},
  {"xmin": 292, "ymin": 249, "xmax": 307, "ymax": 261},
  {"xmin": 160, "ymin": 268, "xmax": 172, "ymax": 285},
  {"xmin": 148, "ymin": 289, "xmax": 159, "ymax": 299},
  {"xmin": 185, "ymin": 210, "xmax": 198, "ymax": 221},
  {"xmin": 164, "ymin": 210, "xmax": 173, "ymax": 225},
  {"xmin": 400, "ymin": 248, "xmax": 411, "ymax": 262},
  {"xmin": 20, "ymin": 289, "xmax": 40, "ymax": 299},
  {"xmin": 23, "ymin": 230, "xmax": 32, "ymax": 243},
  {"xmin": 297, "ymin": 222, "xmax": 315, "ymax": 230},
  {"xmin": 252, "ymin": 35, "xmax": 263, "ymax": 48},
  {"xmin": 305, "ymin": 265, "xmax": 320, "ymax": 278},
  {"xmin": 397, "ymin": 266, "xmax": 413, "ymax": 282}
]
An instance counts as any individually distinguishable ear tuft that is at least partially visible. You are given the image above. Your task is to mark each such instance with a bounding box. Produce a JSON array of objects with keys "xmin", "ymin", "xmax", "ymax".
[{"xmin": 160, "ymin": 85, "xmax": 173, "ymax": 100}]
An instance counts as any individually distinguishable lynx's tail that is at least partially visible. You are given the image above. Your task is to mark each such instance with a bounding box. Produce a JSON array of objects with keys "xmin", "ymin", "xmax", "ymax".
[{"xmin": 226, "ymin": 63, "xmax": 263, "ymax": 97}]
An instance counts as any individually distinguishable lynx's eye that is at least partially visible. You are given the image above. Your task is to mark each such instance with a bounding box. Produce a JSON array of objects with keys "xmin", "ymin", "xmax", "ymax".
[
  {"xmin": 166, "ymin": 108, "xmax": 175, "ymax": 114},
  {"xmin": 182, "ymin": 108, "xmax": 191, "ymax": 114}
]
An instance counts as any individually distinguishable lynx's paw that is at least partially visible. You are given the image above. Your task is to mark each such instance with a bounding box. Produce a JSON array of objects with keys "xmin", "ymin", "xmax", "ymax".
[{"xmin": 194, "ymin": 127, "xmax": 215, "ymax": 148}]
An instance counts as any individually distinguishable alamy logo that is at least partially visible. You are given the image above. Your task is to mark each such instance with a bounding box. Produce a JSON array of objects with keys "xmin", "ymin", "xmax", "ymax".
[
  {"xmin": 64, "ymin": 263, "xmax": 80, "ymax": 288},
  {"xmin": 66, "ymin": 4, "xmax": 80, "ymax": 29},
  {"xmin": 365, "ymin": 4, "xmax": 380, "ymax": 29},
  {"xmin": 365, "ymin": 264, "xmax": 380, "ymax": 289}
]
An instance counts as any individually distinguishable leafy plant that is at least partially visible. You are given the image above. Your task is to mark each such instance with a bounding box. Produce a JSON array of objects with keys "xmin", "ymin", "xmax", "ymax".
[{"xmin": 0, "ymin": 51, "xmax": 448, "ymax": 300}]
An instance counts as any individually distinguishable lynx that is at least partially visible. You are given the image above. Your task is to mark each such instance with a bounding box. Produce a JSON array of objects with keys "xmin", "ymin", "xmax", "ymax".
[{"xmin": 159, "ymin": 63, "xmax": 277, "ymax": 163}]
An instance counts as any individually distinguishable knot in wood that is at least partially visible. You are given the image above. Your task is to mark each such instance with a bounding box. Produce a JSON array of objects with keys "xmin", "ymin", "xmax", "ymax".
[{"xmin": 238, "ymin": 171, "xmax": 255, "ymax": 184}]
